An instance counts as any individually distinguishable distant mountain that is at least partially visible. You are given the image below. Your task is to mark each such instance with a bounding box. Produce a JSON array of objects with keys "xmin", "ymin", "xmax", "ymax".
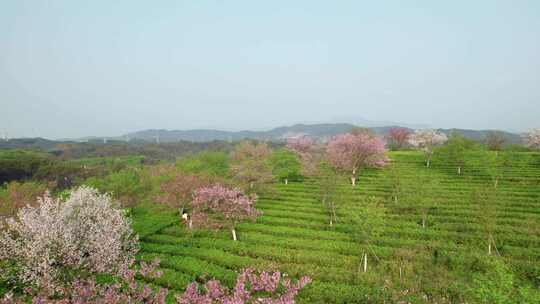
[
  {"xmin": 123, "ymin": 124, "xmax": 524, "ymax": 144},
  {"xmin": 436, "ymin": 128, "xmax": 523, "ymax": 145},
  {"xmin": 0, "ymin": 137, "xmax": 71, "ymax": 150},
  {"xmin": 0, "ymin": 124, "xmax": 524, "ymax": 150},
  {"xmin": 328, "ymin": 116, "xmax": 430, "ymax": 129},
  {"xmin": 123, "ymin": 123, "xmax": 359, "ymax": 143}
]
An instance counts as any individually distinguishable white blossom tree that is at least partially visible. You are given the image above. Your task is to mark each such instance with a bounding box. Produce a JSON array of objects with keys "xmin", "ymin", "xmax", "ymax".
[
  {"xmin": 0, "ymin": 186, "xmax": 138, "ymax": 293},
  {"xmin": 408, "ymin": 129, "xmax": 448, "ymax": 167},
  {"xmin": 525, "ymin": 128, "xmax": 540, "ymax": 149}
]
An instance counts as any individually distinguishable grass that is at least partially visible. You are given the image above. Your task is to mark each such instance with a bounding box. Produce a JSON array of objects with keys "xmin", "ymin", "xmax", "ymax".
[{"xmin": 101, "ymin": 151, "xmax": 540, "ymax": 302}]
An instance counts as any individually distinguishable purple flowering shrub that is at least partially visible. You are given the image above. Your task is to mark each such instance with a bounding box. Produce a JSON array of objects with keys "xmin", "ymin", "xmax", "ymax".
[
  {"xmin": 1, "ymin": 259, "xmax": 167, "ymax": 304},
  {"xmin": 177, "ymin": 268, "xmax": 311, "ymax": 304}
]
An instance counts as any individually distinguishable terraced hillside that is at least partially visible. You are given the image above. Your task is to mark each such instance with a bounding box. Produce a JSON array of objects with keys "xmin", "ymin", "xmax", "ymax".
[{"xmin": 135, "ymin": 151, "xmax": 540, "ymax": 303}]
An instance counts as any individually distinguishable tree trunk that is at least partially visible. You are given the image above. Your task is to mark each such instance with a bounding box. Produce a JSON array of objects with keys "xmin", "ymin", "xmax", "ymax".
[
  {"xmin": 351, "ymin": 177, "xmax": 356, "ymax": 186},
  {"xmin": 363, "ymin": 253, "xmax": 368, "ymax": 273},
  {"xmin": 284, "ymin": 178, "xmax": 288, "ymax": 185},
  {"xmin": 232, "ymin": 228, "xmax": 237, "ymax": 241},
  {"xmin": 332, "ymin": 204, "xmax": 337, "ymax": 225}
]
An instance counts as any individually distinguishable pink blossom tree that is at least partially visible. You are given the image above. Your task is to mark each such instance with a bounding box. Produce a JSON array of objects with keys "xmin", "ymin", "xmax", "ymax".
[
  {"xmin": 385, "ymin": 127, "xmax": 411, "ymax": 150},
  {"xmin": 176, "ymin": 268, "xmax": 311, "ymax": 304},
  {"xmin": 286, "ymin": 135, "xmax": 314, "ymax": 155},
  {"xmin": 525, "ymin": 128, "xmax": 540, "ymax": 149},
  {"xmin": 155, "ymin": 173, "xmax": 212, "ymax": 228},
  {"xmin": 1, "ymin": 259, "xmax": 167, "ymax": 303},
  {"xmin": 286, "ymin": 136, "xmax": 324, "ymax": 177},
  {"xmin": 408, "ymin": 129, "xmax": 448, "ymax": 167},
  {"xmin": 326, "ymin": 133, "xmax": 389, "ymax": 186},
  {"xmin": 230, "ymin": 141, "xmax": 274, "ymax": 192},
  {"xmin": 191, "ymin": 185, "xmax": 260, "ymax": 241}
]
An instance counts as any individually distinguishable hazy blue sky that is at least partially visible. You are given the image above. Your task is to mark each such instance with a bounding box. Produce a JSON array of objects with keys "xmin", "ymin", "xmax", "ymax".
[{"xmin": 1, "ymin": 1, "xmax": 539, "ymax": 138}]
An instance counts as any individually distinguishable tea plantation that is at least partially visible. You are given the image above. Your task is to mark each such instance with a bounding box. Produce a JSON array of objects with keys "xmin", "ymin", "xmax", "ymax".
[{"xmin": 133, "ymin": 151, "xmax": 540, "ymax": 303}]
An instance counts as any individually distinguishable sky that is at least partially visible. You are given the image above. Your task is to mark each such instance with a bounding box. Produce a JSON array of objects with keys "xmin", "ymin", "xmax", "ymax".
[{"xmin": 1, "ymin": 0, "xmax": 539, "ymax": 139}]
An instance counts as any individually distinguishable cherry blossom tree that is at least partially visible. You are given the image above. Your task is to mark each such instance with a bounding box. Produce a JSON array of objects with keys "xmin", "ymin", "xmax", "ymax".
[
  {"xmin": 0, "ymin": 186, "xmax": 138, "ymax": 294},
  {"xmin": 191, "ymin": 184, "xmax": 260, "ymax": 241},
  {"xmin": 326, "ymin": 133, "xmax": 388, "ymax": 186},
  {"xmin": 408, "ymin": 129, "xmax": 448, "ymax": 167},
  {"xmin": 155, "ymin": 173, "xmax": 211, "ymax": 227},
  {"xmin": 485, "ymin": 131, "xmax": 507, "ymax": 151},
  {"xmin": 286, "ymin": 135, "xmax": 314, "ymax": 155},
  {"xmin": 176, "ymin": 268, "xmax": 311, "ymax": 304},
  {"xmin": 386, "ymin": 127, "xmax": 411, "ymax": 150},
  {"xmin": 286, "ymin": 136, "xmax": 323, "ymax": 177},
  {"xmin": 525, "ymin": 128, "xmax": 540, "ymax": 149},
  {"xmin": 231, "ymin": 141, "xmax": 274, "ymax": 192}
]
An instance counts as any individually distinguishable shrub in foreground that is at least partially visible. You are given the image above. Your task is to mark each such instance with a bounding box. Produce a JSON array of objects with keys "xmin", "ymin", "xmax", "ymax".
[
  {"xmin": 1, "ymin": 259, "xmax": 166, "ymax": 304},
  {"xmin": 0, "ymin": 186, "xmax": 138, "ymax": 294},
  {"xmin": 177, "ymin": 268, "xmax": 311, "ymax": 304}
]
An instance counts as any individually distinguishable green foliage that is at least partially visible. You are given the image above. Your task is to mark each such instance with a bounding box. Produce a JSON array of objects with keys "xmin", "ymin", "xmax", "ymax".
[
  {"xmin": 84, "ymin": 168, "xmax": 152, "ymax": 207},
  {"xmin": 386, "ymin": 161, "xmax": 404, "ymax": 204},
  {"xmin": 402, "ymin": 170, "xmax": 440, "ymax": 229},
  {"xmin": 434, "ymin": 133, "xmax": 481, "ymax": 174},
  {"xmin": 0, "ymin": 181, "xmax": 47, "ymax": 217},
  {"xmin": 0, "ymin": 150, "xmax": 51, "ymax": 184},
  {"xmin": 268, "ymin": 149, "xmax": 302, "ymax": 183},
  {"xmin": 346, "ymin": 196, "xmax": 386, "ymax": 275},
  {"xmin": 176, "ymin": 151, "xmax": 229, "ymax": 177},
  {"xmin": 469, "ymin": 258, "xmax": 536, "ymax": 304},
  {"xmin": 504, "ymin": 144, "xmax": 535, "ymax": 152},
  {"xmin": 316, "ymin": 163, "xmax": 341, "ymax": 225},
  {"xmin": 69, "ymin": 155, "xmax": 144, "ymax": 170}
]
